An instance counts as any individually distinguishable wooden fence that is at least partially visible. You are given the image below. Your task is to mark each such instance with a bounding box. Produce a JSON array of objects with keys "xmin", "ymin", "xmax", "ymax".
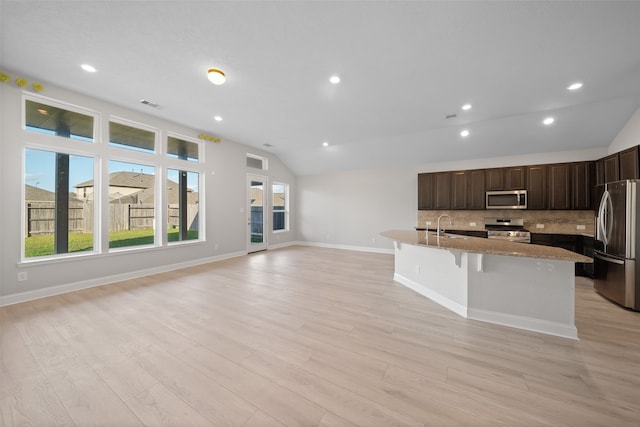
[{"xmin": 25, "ymin": 202, "xmax": 199, "ymax": 235}]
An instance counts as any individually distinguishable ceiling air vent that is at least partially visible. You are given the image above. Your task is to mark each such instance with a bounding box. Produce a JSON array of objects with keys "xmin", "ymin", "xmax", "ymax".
[
  {"xmin": 445, "ymin": 113, "xmax": 457, "ymax": 119},
  {"xmin": 140, "ymin": 99, "xmax": 160, "ymax": 108}
]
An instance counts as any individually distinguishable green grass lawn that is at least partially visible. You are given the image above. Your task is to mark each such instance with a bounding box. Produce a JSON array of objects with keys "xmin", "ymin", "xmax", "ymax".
[{"xmin": 24, "ymin": 228, "xmax": 199, "ymax": 258}]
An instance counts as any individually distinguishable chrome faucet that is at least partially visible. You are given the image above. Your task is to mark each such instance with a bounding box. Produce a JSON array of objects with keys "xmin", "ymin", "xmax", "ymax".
[{"xmin": 437, "ymin": 214, "xmax": 452, "ymax": 238}]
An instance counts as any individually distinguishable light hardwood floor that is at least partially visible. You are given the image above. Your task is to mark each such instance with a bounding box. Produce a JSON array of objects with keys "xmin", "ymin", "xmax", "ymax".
[{"xmin": 1, "ymin": 246, "xmax": 639, "ymax": 426}]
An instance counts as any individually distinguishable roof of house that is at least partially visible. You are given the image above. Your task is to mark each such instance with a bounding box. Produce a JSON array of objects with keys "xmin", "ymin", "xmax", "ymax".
[{"xmin": 76, "ymin": 171, "xmax": 155, "ymax": 189}]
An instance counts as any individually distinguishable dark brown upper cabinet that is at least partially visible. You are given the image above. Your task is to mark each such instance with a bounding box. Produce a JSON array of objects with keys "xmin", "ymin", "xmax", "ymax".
[
  {"xmin": 619, "ymin": 145, "xmax": 639, "ymax": 180},
  {"xmin": 526, "ymin": 165, "xmax": 548, "ymax": 209},
  {"xmin": 434, "ymin": 172, "xmax": 452, "ymax": 209},
  {"xmin": 603, "ymin": 153, "xmax": 619, "ymax": 183},
  {"xmin": 417, "ymin": 173, "xmax": 435, "ymax": 210},
  {"xmin": 549, "ymin": 163, "xmax": 572, "ymax": 210},
  {"xmin": 505, "ymin": 166, "xmax": 526, "ymax": 190},
  {"xmin": 595, "ymin": 158, "xmax": 605, "ymax": 186},
  {"xmin": 572, "ymin": 161, "xmax": 595, "ymax": 210},
  {"xmin": 485, "ymin": 168, "xmax": 504, "ymax": 191},
  {"xmin": 451, "ymin": 171, "xmax": 468, "ymax": 209},
  {"xmin": 468, "ymin": 169, "xmax": 486, "ymax": 209}
]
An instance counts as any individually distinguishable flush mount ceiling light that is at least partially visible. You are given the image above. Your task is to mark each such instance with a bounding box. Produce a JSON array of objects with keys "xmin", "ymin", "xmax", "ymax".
[
  {"xmin": 460, "ymin": 130, "xmax": 470, "ymax": 137},
  {"xmin": 567, "ymin": 82, "xmax": 583, "ymax": 91},
  {"xmin": 462, "ymin": 103, "xmax": 472, "ymax": 111},
  {"xmin": 543, "ymin": 117, "xmax": 555, "ymax": 125},
  {"xmin": 207, "ymin": 68, "xmax": 226, "ymax": 85},
  {"xmin": 329, "ymin": 75, "xmax": 340, "ymax": 84},
  {"xmin": 81, "ymin": 64, "xmax": 97, "ymax": 73},
  {"xmin": 213, "ymin": 115, "xmax": 223, "ymax": 122}
]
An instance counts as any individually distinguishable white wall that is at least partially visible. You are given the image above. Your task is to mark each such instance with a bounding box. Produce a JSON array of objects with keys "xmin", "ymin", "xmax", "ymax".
[
  {"xmin": 609, "ymin": 107, "xmax": 640, "ymax": 153},
  {"xmin": 296, "ymin": 147, "xmax": 607, "ymax": 252},
  {"xmin": 0, "ymin": 75, "xmax": 296, "ymax": 302}
]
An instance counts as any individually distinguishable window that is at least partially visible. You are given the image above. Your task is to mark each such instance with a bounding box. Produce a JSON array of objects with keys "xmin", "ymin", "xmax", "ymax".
[
  {"xmin": 108, "ymin": 161, "xmax": 156, "ymax": 249},
  {"xmin": 247, "ymin": 154, "xmax": 267, "ymax": 170},
  {"xmin": 272, "ymin": 182, "xmax": 289, "ymax": 231},
  {"xmin": 168, "ymin": 136, "xmax": 199, "ymax": 162},
  {"xmin": 109, "ymin": 119, "xmax": 156, "ymax": 153},
  {"xmin": 21, "ymin": 95, "xmax": 204, "ymax": 262},
  {"xmin": 25, "ymin": 99, "xmax": 95, "ymax": 142},
  {"xmin": 24, "ymin": 148, "xmax": 94, "ymax": 258},
  {"xmin": 168, "ymin": 169, "xmax": 199, "ymax": 242}
]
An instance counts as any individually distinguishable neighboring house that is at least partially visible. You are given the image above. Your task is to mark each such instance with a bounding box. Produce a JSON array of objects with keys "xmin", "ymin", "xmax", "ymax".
[
  {"xmin": 75, "ymin": 171, "xmax": 198, "ymax": 205},
  {"xmin": 24, "ymin": 184, "xmax": 78, "ymax": 202}
]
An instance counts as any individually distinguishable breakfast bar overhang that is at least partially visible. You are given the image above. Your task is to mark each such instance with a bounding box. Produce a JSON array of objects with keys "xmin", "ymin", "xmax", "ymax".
[{"xmin": 381, "ymin": 230, "xmax": 592, "ymax": 340}]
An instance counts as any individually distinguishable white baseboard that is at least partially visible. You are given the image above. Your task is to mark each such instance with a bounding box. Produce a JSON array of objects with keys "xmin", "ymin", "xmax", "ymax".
[
  {"xmin": 393, "ymin": 273, "xmax": 468, "ymax": 318},
  {"xmin": 467, "ymin": 308, "xmax": 579, "ymax": 340},
  {"xmin": 0, "ymin": 250, "xmax": 246, "ymax": 307},
  {"xmin": 295, "ymin": 241, "xmax": 394, "ymax": 255},
  {"xmin": 267, "ymin": 241, "xmax": 299, "ymax": 250}
]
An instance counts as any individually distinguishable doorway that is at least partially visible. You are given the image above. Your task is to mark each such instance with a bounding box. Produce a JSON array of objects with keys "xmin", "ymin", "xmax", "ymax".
[{"xmin": 247, "ymin": 174, "xmax": 267, "ymax": 253}]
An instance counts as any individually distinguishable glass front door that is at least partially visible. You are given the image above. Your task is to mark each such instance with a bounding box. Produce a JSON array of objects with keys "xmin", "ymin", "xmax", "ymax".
[{"xmin": 247, "ymin": 174, "xmax": 267, "ymax": 252}]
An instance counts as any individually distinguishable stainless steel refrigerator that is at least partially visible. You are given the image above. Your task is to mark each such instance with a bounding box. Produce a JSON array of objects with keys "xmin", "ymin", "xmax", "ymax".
[{"xmin": 594, "ymin": 180, "xmax": 640, "ymax": 310}]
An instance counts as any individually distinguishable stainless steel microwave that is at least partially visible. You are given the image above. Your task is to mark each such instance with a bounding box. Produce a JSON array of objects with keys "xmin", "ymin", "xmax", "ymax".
[{"xmin": 486, "ymin": 190, "xmax": 527, "ymax": 209}]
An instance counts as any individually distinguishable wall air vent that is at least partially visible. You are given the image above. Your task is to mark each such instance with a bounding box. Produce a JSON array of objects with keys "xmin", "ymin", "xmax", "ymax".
[{"xmin": 140, "ymin": 99, "xmax": 160, "ymax": 108}]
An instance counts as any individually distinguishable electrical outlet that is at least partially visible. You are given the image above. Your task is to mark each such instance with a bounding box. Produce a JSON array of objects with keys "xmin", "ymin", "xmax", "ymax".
[
  {"xmin": 536, "ymin": 224, "xmax": 545, "ymax": 229},
  {"xmin": 214, "ymin": 243, "xmax": 219, "ymax": 250},
  {"xmin": 426, "ymin": 221, "xmax": 432, "ymax": 226},
  {"xmin": 469, "ymin": 222, "xmax": 476, "ymax": 227},
  {"xmin": 371, "ymin": 237, "xmax": 376, "ymax": 244},
  {"xmin": 18, "ymin": 272, "xmax": 28, "ymax": 281},
  {"xmin": 577, "ymin": 225, "xmax": 586, "ymax": 230}
]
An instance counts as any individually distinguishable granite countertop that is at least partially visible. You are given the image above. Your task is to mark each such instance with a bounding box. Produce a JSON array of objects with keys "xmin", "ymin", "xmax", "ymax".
[{"xmin": 381, "ymin": 230, "xmax": 592, "ymax": 263}]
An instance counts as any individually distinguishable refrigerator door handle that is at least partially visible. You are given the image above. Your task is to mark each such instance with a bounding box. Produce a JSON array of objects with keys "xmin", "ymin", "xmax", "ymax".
[
  {"xmin": 595, "ymin": 252, "xmax": 625, "ymax": 265},
  {"xmin": 597, "ymin": 190, "xmax": 610, "ymax": 245}
]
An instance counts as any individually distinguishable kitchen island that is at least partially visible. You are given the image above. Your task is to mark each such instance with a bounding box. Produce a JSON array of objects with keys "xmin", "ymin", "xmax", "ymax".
[{"xmin": 381, "ymin": 230, "xmax": 592, "ymax": 339}]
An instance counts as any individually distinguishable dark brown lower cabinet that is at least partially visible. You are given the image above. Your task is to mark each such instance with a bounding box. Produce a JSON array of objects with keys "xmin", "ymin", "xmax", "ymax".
[{"xmin": 531, "ymin": 233, "xmax": 592, "ymax": 277}]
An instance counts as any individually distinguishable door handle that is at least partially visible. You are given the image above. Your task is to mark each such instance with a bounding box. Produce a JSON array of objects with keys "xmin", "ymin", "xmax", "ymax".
[{"xmin": 595, "ymin": 252, "xmax": 625, "ymax": 265}]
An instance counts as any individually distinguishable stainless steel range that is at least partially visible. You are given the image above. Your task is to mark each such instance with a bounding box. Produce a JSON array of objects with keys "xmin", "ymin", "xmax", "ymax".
[{"xmin": 485, "ymin": 218, "xmax": 531, "ymax": 243}]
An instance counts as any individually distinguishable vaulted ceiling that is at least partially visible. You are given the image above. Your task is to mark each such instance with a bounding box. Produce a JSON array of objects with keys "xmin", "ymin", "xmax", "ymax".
[{"xmin": 2, "ymin": 1, "xmax": 640, "ymax": 175}]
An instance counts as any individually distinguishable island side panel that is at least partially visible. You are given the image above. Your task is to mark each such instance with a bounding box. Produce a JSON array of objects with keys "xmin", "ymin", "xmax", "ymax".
[
  {"xmin": 392, "ymin": 241, "xmax": 469, "ymax": 317},
  {"xmin": 466, "ymin": 254, "xmax": 577, "ymax": 340}
]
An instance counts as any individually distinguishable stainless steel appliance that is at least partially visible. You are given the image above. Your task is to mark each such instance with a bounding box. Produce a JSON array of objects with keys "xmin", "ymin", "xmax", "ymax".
[
  {"xmin": 594, "ymin": 180, "xmax": 640, "ymax": 310},
  {"xmin": 486, "ymin": 190, "xmax": 527, "ymax": 210},
  {"xmin": 485, "ymin": 218, "xmax": 531, "ymax": 243}
]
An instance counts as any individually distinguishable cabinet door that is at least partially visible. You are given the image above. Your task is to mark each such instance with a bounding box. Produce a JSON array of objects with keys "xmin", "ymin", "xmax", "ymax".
[
  {"xmin": 603, "ymin": 154, "xmax": 619, "ymax": 183},
  {"xmin": 572, "ymin": 161, "xmax": 595, "ymax": 210},
  {"xmin": 526, "ymin": 165, "xmax": 548, "ymax": 209},
  {"xmin": 595, "ymin": 159, "xmax": 605, "ymax": 186},
  {"xmin": 451, "ymin": 171, "xmax": 468, "ymax": 209},
  {"xmin": 619, "ymin": 145, "xmax": 639, "ymax": 180},
  {"xmin": 417, "ymin": 173, "xmax": 435, "ymax": 210},
  {"xmin": 485, "ymin": 168, "xmax": 504, "ymax": 191},
  {"xmin": 434, "ymin": 172, "xmax": 452, "ymax": 209},
  {"xmin": 549, "ymin": 163, "xmax": 572, "ymax": 209},
  {"xmin": 468, "ymin": 169, "xmax": 486, "ymax": 209},
  {"xmin": 505, "ymin": 166, "xmax": 526, "ymax": 190}
]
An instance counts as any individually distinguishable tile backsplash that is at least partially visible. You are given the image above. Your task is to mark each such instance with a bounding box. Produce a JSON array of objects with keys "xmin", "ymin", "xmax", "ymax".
[{"xmin": 417, "ymin": 210, "xmax": 595, "ymax": 236}]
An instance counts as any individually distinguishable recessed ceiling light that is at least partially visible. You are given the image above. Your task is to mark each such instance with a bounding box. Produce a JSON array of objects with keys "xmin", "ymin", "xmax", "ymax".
[
  {"xmin": 322, "ymin": 141, "xmax": 329, "ymax": 147},
  {"xmin": 81, "ymin": 64, "xmax": 97, "ymax": 73},
  {"xmin": 329, "ymin": 75, "xmax": 340, "ymax": 84},
  {"xmin": 213, "ymin": 115, "xmax": 223, "ymax": 122},
  {"xmin": 462, "ymin": 104, "xmax": 472, "ymax": 111},
  {"xmin": 207, "ymin": 68, "xmax": 226, "ymax": 85},
  {"xmin": 567, "ymin": 82, "xmax": 583, "ymax": 91},
  {"xmin": 543, "ymin": 117, "xmax": 555, "ymax": 125},
  {"xmin": 460, "ymin": 130, "xmax": 470, "ymax": 137}
]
